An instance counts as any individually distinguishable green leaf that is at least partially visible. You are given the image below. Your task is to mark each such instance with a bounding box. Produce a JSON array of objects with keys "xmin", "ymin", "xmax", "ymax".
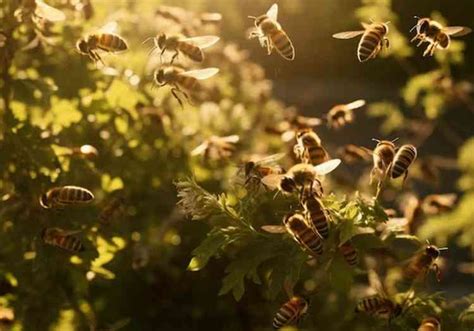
[{"xmin": 188, "ymin": 228, "xmax": 235, "ymax": 271}]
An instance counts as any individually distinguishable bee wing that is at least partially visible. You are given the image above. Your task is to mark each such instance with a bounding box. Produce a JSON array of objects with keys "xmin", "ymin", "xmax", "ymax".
[
  {"xmin": 266, "ymin": 3, "xmax": 278, "ymax": 21},
  {"xmin": 444, "ymin": 26, "xmax": 472, "ymax": 37},
  {"xmin": 220, "ymin": 135, "xmax": 240, "ymax": 143},
  {"xmin": 368, "ymin": 269, "xmax": 389, "ymax": 298},
  {"xmin": 179, "ymin": 35, "xmax": 220, "ymax": 48},
  {"xmin": 261, "ymin": 174, "xmax": 284, "ymax": 190},
  {"xmin": 332, "ymin": 30, "xmax": 365, "ymax": 39},
  {"xmin": 313, "ymin": 158, "xmax": 341, "ymax": 175},
  {"xmin": 281, "ymin": 130, "xmax": 296, "ymax": 142},
  {"xmin": 35, "ymin": 0, "xmax": 66, "ymax": 22},
  {"xmin": 298, "ymin": 116, "xmax": 324, "ymax": 127},
  {"xmin": 361, "ymin": 22, "xmax": 371, "ymax": 29},
  {"xmin": 345, "ymin": 99, "xmax": 366, "ymax": 110},
  {"xmin": 261, "ymin": 225, "xmax": 286, "ymax": 234},
  {"xmin": 200, "ymin": 12, "xmax": 222, "ymax": 23},
  {"xmin": 190, "ymin": 142, "xmax": 209, "ymax": 156},
  {"xmin": 99, "ymin": 21, "xmax": 119, "ymax": 34},
  {"xmin": 253, "ymin": 153, "xmax": 286, "ymax": 165},
  {"xmin": 179, "ymin": 68, "xmax": 219, "ymax": 80}
]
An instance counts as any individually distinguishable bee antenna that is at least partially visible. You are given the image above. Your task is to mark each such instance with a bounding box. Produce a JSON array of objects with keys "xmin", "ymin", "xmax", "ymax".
[
  {"xmin": 438, "ymin": 247, "xmax": 449, "ymax": 251},
  {"xmin": 248, "ymin": 15, "xmax": 257, "ymax": 20},
  {"xmin": 391, "ymin": 137, "xmax": 399, "ymax": 143},
  {"xmin": 372, "ymin": 138, "xmax": 381, "ymax": 143},
  {"xmin": 142, "ymin": 37, "xmax": 154, "ymax": 45},
  {"xmin": 413, "ymin": 15, "xmax": 420, "ymax": 20}
]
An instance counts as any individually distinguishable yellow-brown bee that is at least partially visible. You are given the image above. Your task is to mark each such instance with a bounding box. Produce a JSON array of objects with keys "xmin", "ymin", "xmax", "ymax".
[
  {"xmin": 302, "ymin": 191, "xmax": 330, "ymax": 239},
  {"xmin": 422, "ymin": 193, "xmax": 457, "ymax": 216},
  {"xmin": 327, "ymin": 99, "xmax": 366, "ymax": 129},
  {"xmin": 333, "ymin": 22, "xmax": 390, "ymax": 62},
  {"xmin": 370, "ymin": 138, "xmax": 397, "ymax": 184},
  {"xmin": 283, "ymin": 212, "xmax": 324, "ymax": 257},
  {"xmin": 99, "ymin": 197, "xmax": 125, "ymax": 225},
  {"xmin": 391, "ymin": 144, "xmax": 417, "ymax": 183},
  {"xmin": 337, "ymin": 144, "xmax": 372, "ymax": 164},
  {"xmin": 243, "ymin": 153, "xmax": 286, "ymax": 186},
  {"xmin": 294, "ymin": 129, "xmax": 329, "ymax": 166},
  {"xmin": 42, "ymin": 228, "xmax": 85, "ymax": 253},
  {"xmin": 39, "ymin": 185, "xmax": 94, "ymax": 209},
  {"xmin": 191, "ymin": 135, "xmax": 239, "ymax": 161},
  {"xmin": 411, "ymin": 17, "xmax": 472, "ymax": 57},
  {"xmin": 154, "ymin": 66, "xmax": 219, "ymax": 107},
  {"xmin": 76, "ymin": 23, "xmax": 128, "ymax": 65},
  {"xmin": 355, "ymin": 294, "xmax": 402, "ymax": 320},
  {"xmin": 272, "ymin": 296, "xmax": 308, "ymax": 329},
  {"xmin": 148, "ymin": 34, "xmax": 219, "ymax": 64},
  {"xmin": 418, "ymin": 317, "xmax": 441, "ymax": 331},
  {"xmin": 248, "ymin": 3, "xmax": 295, "ymax": 60},
  {"xmin": 339, "ymin": 240, "xmax": 358, "ymax": 267},
  {"xmin": 403, "ymin": 243, "xmax": 447, "ymax": 282}
]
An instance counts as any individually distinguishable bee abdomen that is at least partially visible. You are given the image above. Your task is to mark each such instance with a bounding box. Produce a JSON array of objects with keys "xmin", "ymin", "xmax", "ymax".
[
  {"xmin": 304, "ymin": 197, "xmax": 329, "ymax": 239},
  {"xmin": 391, "ymin": 144, "xmax": 417, "ymax": 179},
  {"xmin": 270, "ymin": 30, "xmax": 295, "ymax": 60},
  {"xmin": 340, "ymin": 241, "xmax": 358, "ymax": 267},
  {"xmin": 272, "ymin": 303, "xmax": 296, "ymax": 329},
  {"xmin": 177, "ymin": 76, "xmax": 197, "ymax": 90},
  {"xmin": 98, "ymin": 34, "xmax": 128, "ymax": 52},
  {"xmin": 358, "ymin": 30, "xmax": 382, "ymax": 62},
  {"xmin": 300, "ymin": 228, "xmax": 323, "ymax": 256},
  {"xmin": 57, "ymin": 186, "xmax": 94, "ymax": 204},
  {"xmin": 178, "ymin": 43, "xmax": 204, "ymax": 62},
  {"xmin": 307, "ymin": 146, "xmax": 329, "ymax": 165}
]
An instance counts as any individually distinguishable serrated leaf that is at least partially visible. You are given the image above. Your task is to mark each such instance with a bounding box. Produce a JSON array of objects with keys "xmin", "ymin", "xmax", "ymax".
[{"xmin": 188, "ymin": 229, "xmax": 234, "ymax": 271}]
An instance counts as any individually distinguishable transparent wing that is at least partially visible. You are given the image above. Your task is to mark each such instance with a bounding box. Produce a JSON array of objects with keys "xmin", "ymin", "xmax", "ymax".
[
  {"xmin": 200, "ymin": 12, "xmax": 222, "ymax": 23},
  {"xmin": 313, "ymin": 158, "xmax": 341, "ymax": 175},
  {"xmin": 179, "ymin": 68, "xmax": 219, "ymax": 80},
  {"xmin": 266, "ymin": 3, "xmax": 278, "ymax": 21},
  {"xmin": 179, "ymin": 35, "xmax": 220, "ymax": 48},
  {"xmin": 281, "ymin": 130, "xmax": 296, "ymax": 142},
  {"xmin": 261, "ymin": 225, "xmax": 286, "ymax": 234},
  {"xmin": 253, "ymin": 153, "xmax": 286, "ymax": 165},
  {"xmin": 298, "ymin": 116, "xmax": 323, "ymax": 127},
  {"xmin": 99, "ymin": 21, "xmax": 119, "ymax": 33},
  {"xmin": 190, "ymin": 142, "xmax": 209, "ymax": 156},
  {"xmin": 35, "ymin": 0, "xmax": 66, "ymax": 22},
  {"xmin": 332, "ymin": 31, "xmax": 365, "ymax": 39},
  {"xmin": 361, "ymin": 22, "xmax": 371, "ymax": 29},
  {"xmin": 220, "ymin": 135, "xmax": 240, "ymax": 143},
  {"xmin": 261, "ymin": 174, "xmax": 284, "ymax": 190},
  {"xmin": 345, "ymin": 99, "xmax": 366, "ymax": 110},
  {"xmin": 444, "ymin": 26, "xmax": 472, "ymax": 37}
]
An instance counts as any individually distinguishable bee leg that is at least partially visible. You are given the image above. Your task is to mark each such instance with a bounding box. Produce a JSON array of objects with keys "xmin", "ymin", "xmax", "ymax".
[
  {"xmin": 402, "ymin": 170, "xmax": 409, "ymax": 186},
  {"xmin": 160, "ymin": 47, "xmax": 166, "ymax": 64},
  {"xmin": 433, "ymin": 263, "xmax": 441, "ymax": 281},
  {"xmin": 384, "ymin": 37, "xmax": 390, "ymax": 49},
  {"xmin": 417, "ymin": 38, "xmax": 425, "ymax": 47},
  {"xmin": 170, "ymin": 88, "xmax": 184, "ymax": 108},
  {"xmin": 170, "ymin": 51, "xmax": 179, "ymax": 65},
  {"xmin": 430, "ymin": 42, "xmax": 438, "ymax": 56},
  {"xmin": 410, "ymin": 35, "xmax": 419, "ymax": 43},
  {"xmin": 266, "ymin": 39, "xmax": 273, "ymax": 55},
  {"xmin": 423, "ymin": 44, "xmax": 433, "ymax": 57}
]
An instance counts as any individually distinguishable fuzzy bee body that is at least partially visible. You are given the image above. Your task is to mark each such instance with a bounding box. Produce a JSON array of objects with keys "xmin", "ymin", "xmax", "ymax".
[
  {"xmin": 391, "ymin": 144, "xmax": 417, "ymax": 181},
  {"xmin": 355, "ymin": 295, "xmax": 401, "ymax": 320},
  {"xmin": 39, "ymin": 186, "xmax": 94, "ymax": 209},
  {"xmin": 404, "ymin": 245, "xmax": 445, "ymax": 282},
  {"xmin": 272, "ymin": 296, "xmax": 308, "ymax": 329},
  {"xmin": 295, "ymin": 129, "xmax": 329, "ymax": 166},
  {"xmin": 42, "ymin": 228, "xmax": 84, "ymax": 253},
  {"xmin": 327, "ymin": 100, "xmax": 366, "ymax": 129},
  {"xmin": 302, "ymin": 193, "xmax": 329, "ymax": 239},
  {"xmin": 339, "ymin": 240, "xmax": 358, "ymax": 267},
  {"xmin": 151, "ymin": 34, "xmax": 219, "ymax": 64},
  {"xmin": 243, "ymin": 153, "xmax": 285, "ymax": 186},
  {"xmin": 284, "ymin": 213, "xmax": 323, "ymax": 257},
  {"xmin": 418, "ymin": 317, "xmax": 441, "ymax": 331},
  {"xmin": 99, "ymin": 197, "xmax": 125, "ymax": 225},
  {"xmin": 76, "ymin": 32, "xmax": 128, "ymax": 64},
  {"xmin": 370, "ymin": 139, "xmax": 396, "ymax": 184}
]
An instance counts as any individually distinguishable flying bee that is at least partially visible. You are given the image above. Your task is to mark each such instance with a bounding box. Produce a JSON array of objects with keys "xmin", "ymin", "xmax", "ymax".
[
  {"xmin": 410, "ymin": 17, "xmax": 472, "ymax": 57},
  {"xmin": 242, "ymin": 153, "xmax": 286, "ymax": 186},
  {"xmin": 390, "ymin": 144, "xmax": 417, "ymax": 183},
  {"xmin": 369, "ymin": 138, "xmax": 397, "ymax": 185},
  {"xmin": 337, "ymin": 144, "xmax": 372, "ymax": 164},
  {"xmin": 284, "ymin": 212, "xmax": 324, "ymax": 257},
  {"xmin": 99, "ymin": 196, "xmax": 125, "ymax": 225},
  {"xmin": 418, "ymin": 317, "xmax": 441, "ymax": 331},
  {"xmin": 327, "ymin": 99, "xmax": 366, "ymax": 129},
  {"xmin": 261, "ymin": 159, "xmax": 341, "ymax": 196},
  {"xmin": 333, "ymin": 21, "xmax": 390, "ymax": 62},
  {"xmin": 339, "ymin": 240, "xmax": 358, "ymax": 267},
  {"xmin": 191, "ymin": 135, "xmax": 239, "ymax": 161},
  {"xmin": 76, "ymin": 22, "xmax": 128, "ymax": 65},
  {"xmin": 146, "ymin": 34, "xmax": 219, "ymax": 64},
  {"xmin": 41, "ymin": 227, "xmax": 85, "ymax": 253},
  {"xmin": 199, "ymin": 12, "xmax": 223, "ymax": 25},
  {"xmin": 421, "ymin": 193, "xmax": 457, "ymax": 216},
  {"xmin": 154, "ymin": 66, "xmax": 219, "ymax": 107},
  {"xmin": 71, "ymin": 144, "xmax": 98, "ymax": 159},
  {"xmin": 302, "ymin": 191, "xmax": 330, "ymax": 239},
  {"xmin": 403, "ymin": 242, "xmax": 448, "ymax": 282},
  {"xmin": 39, "ymin": 185, "xmax": 94, "ymax": 209},
  {"xmin": 15, "ymin": 0, "xmax": 66, "ymax": 23},
  {"xmin": 248, "ymin": 3, "xmax": 295, "ymax": 60},
  {"xmin": 294, "ymin": 129, "xmax": 329, "ymax": 166},
  {"xmin": 272, "ymin": 296, "xmax": 308, "ymax": 329}
]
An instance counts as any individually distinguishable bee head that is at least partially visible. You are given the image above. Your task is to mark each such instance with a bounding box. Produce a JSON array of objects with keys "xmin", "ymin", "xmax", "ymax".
[
  {"xmin": 76, "ymin": 38, "xmax": 89, "ymax": 54},
  {"xmin": 280, "ymin": 176, "xmax": 296, "ymax": 193},
  {"xmin": 157, "ymin": 33, "xmax": 167, "ymax": 49},
  {"xmin": 425, "ymin": 245, "xmax": 441, "ymax": 259},
  {"xmin": 411, "ymin": 17, "xmax": 430, "ymax": 34},
  {"xmin": 154, "ymin": 68, "xmax": 165, "ymax": 85}
]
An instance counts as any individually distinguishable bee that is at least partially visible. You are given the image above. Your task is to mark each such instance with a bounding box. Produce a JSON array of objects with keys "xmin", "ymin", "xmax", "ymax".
[
  {"xmin": 99, "ymin": 197, "xmax": 125, "ymax": 225},
  {"xmin": 403, "ymin": 242, "xmax": 448, "ymax": 282},
  {"xmin": 390, "ymin": 144, "xmax": 417, "ymax": 183},
  {"xmin": 421, "ymin": 193, "xmax": 457, "ymax": 216},
  {"xmin": 339, "ymin": 240, "xmax": 358, "ymax": 267},
  {"xmin": 191, "ymin": 135, "xmax": 239, "ymax": 161},
  {"xmin": 369, "ymin": 138, "xmax": 397, "ymax": 185},
  {"xmin": 199, "ymin": 12, "xmax": 223, "ymax": 25},
  {"xmin": 15, "ymin": 0, "xmax": 66, "ymax": 23},
  {"xmin": 71, "ymin": 144, "xmax": 98, "ymax": 159},
  {"xmin": 333, "ymin": 21, "xmax": 390, "ymax": 62},
  {"xmin": 155, "ymin": 5, "xmax": 189, "ymax": 24},
  {"xmin": 418, "ymin": 317, "xmax": 441, "ymax": 331},
  {"xmin": 302, "ymin": 191, "xmax": 330, "ymax": 239},
  {"xmin": 272, "ymin": 296, "xmax": 308, "ymax": 329},
  {"xmin": 261, "ymin": 159, "xmax": 341, "ymax": 196},
  {"xmin": 72, "ymin": 0, "xmax": 94, "ymax": 20},
  {"xmin": 76, "ymin": 22, "xmax": 128, "ymax": 65},
  {"xmin": 284, "ymin": 212, "xmax": 324, "ymax": 257},
  {"xmin": 242, "ymin": 153, "xmax": 286, "ymax": 186},
  {"xmin": 41, "ymin": 227, "xmax": 85, "ymax": 253},
  {"xmin": 0, "ymin": 306, "xmax": 14, "ymax": 326},
  {"xmin": 154, "ymin": 66, "xmax": 219, "ymax": 107},
  {"xmin": 337, "ymin": 144, "xmax": 372, "ymax": 164},
  {"xmin": 147, "ymin": 34, "xmax": 219, "ymax": 64},
  {"xmin": 39, "ymin": 185, "xmax": 94, "ymax": 209},
  {"xmin": 410, "ymin": 17, "xmax": 472, "ymax": 57},
  {"xmin": 248, "ymin": 3, "xmax": 295, "ymax": 60},
  {"xmin": 327, "ymin": 99, "xmax": 366, "ymax": 129},
  {"xmin": 294, "ymin": 129, "xmax": 329, "ymax": 166}
]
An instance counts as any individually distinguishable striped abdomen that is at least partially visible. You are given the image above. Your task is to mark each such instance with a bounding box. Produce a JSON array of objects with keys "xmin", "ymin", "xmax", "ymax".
[
  {"xmin": 176, "ymin": 75, "xmax": 198, "ymax": 90},
  {"xmin": 358, "ymin": 24, "xmax": 386, "ymax": 62},
  {"xmin": 178, "ymin": 42, "xmax": 204, "ymax": 62},
  {"xmin": 339, "ymin": 240, "xmax": 358, "ymax": 267},
  {"xmin": 54, "ymin": 186, "xmax": 94, "ymax": 205},
  {"xmin": 272, "ymin": 296, "xmax": 308, "ymax": 329},
  {"xmin": 269, "ymin": 29, "xmax": 295, "ymax": 60},
  {"xmin": 285, "ymin": 214, "xmax": 323, "ymax": 257},
  {"xmin": 42, "ymin": 228, "xmax": 84, "ymax": 253},
  {"xmin": 403, "ymin": 252, "xmax": 433, "ymax": 281},
  {"xmin": 391, "ymin": 144, "xmax": 417, "ymax": 179},
  {"xmin": 355, "ymin": 295, "xmax": 396, "ymax": 319},
  {"xmin": 303, "ymin": 195, "xmax": 329, "ymax": 239},
  {"xmin": 97, "ymin": 33, "xmax": 128, "ymax": 52},
  {"xmin": 307, "ymin": 145, "xmax": 329, "ymax": 165}
]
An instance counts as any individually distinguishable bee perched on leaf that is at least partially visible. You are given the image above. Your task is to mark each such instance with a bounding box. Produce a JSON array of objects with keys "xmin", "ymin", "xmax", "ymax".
[
  {"xmin": 191, "ymin": 135, "xmax": 239, "ymax": 161},
  {"xmin": 333, "ymin": 21, "xmax": 390, "ymax": 62},
  {"xmin": 410, "ymin": 17, "xmax": 472, "ymax": 57},
  {"xmin": 145, "ymin": 34, "xmax": 219, "ymax": 64},
  {"xmin": 39, "ymin": 185, "xmax": 94, "ymax": 209},
  {"xmin": 42, "ymin": 228, "xmax": 85, "ymax": 253},
  {"xmin": 339, "ymin": 240, "xmax": 359, "ymax": 267},
  {"xmin": 241, "ymin": 153, "xmax": 286, "ymax": 187},
  {"xmin": 293, "ymin": 129, "xmax": 330, "ymax": 166},
  {"xmin": 403, "ymin": 241, "xmax": 448, "ymax": 283},
  {"xmin": 248, "ymin": 3, "xmax": 295, "ymax": 60},
  {"xmin": 301, "ymin": 189, "xmax": 330, "ymax": 239},
  {"xmin": 327, "ymin": 99, "xmax": 366, "ymax": 129},
  {"xmin": 272, "ymin": 296, "xmax": 308, "ymax": 329},
  {"xmin": 153, "ymin": 66, "xmax": 219, "ymax": 107}
]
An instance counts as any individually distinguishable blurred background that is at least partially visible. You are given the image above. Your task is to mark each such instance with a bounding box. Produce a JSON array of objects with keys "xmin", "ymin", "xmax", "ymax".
[{"xmin": 0, "ymin": 0, "xmax": 473, "ymax": 330}]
